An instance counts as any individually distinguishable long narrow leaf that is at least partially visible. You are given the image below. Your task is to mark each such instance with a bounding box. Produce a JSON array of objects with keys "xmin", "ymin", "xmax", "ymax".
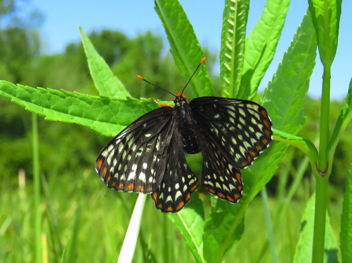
[
  {"xmin": 0, "ymin": 80, "xmax": 163, "ymax": 137},
  {"xmin": 220, "ymin": 0, "xmax": 249, "ymax": 98},
  {"xmin": 239, "ymin": 0, "xmax": 290, "ymax": 100},
  {"xmin": 79, "ymin": 27, "xmax": 130, "ymax": 98},
  {"xmin": 341, "ymin": 162, "xmax": 352, "ymax": 262},
  {"xmin": 155, "ymin": 0, "xmax": 214, "ymax": 98},
  {"xmin": 329, "ymin": 79, "xmax": 352, "ymax": 166},
  {"xmin": 167, "ymin": 193, "xmax": 205, "ymax": 263}
]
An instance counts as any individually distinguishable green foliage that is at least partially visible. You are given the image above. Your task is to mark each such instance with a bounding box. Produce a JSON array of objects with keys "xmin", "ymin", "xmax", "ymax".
[
  {"xmin": 167, "ymin": 193, "xmax": 205, "ymax": 263},
  {"xmin": 293, "ymin": 194, "xmax": 338, "ymax": 263},
  {"xmin": 341, "ymin": 164, "xmax": 352, "ymax": 262}
]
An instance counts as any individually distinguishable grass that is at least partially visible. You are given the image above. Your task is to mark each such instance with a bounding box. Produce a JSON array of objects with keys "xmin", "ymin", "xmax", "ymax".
[{"xmin": 0, "ymin": 164, "xmax": 343, "ymax": 262}]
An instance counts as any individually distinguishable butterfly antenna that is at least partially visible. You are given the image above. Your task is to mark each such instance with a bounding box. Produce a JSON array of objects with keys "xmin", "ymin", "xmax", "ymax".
[
  {"xmin": 181, "ymin": 57, "xmax": 206, "ymax": 94},
  {"xmin": 136, "ymin": 75, "xmax": 176, "ymax": 97}
]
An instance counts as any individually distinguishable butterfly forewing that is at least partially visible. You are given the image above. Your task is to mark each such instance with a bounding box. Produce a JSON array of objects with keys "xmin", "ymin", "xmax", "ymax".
[
  {"xmin": 190, "ymin": 97, "xmax": 273, "ymax": 169},
  {"xmin": 95, "ymin": 107, "xmax": 174, "ymax": 193},
  {"xmin": 151, "ymin": 129, "xmax": 199, "ymax": 212}
]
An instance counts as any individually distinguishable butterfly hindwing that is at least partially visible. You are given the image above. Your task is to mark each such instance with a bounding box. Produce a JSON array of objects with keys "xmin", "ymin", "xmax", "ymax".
[
  {"xmin": 151, "ymin": 128, "xmax": 199, "ymax": 212},
  {"xmin": 190, "ymin": 97, "xmax": 273, "ymax": 169},
  {"xmin": 199, "ymin": 134, "xmax": 243, "ymax": 202},
  {"xmin": 95, "ymin": 107, "xmax": 174, "ymax": 193}
]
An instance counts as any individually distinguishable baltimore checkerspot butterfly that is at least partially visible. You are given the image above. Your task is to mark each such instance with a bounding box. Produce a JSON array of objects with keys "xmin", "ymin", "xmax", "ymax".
[{"xmin": 95, "ymin": 57, "xmax": 273, "ymax": 213}]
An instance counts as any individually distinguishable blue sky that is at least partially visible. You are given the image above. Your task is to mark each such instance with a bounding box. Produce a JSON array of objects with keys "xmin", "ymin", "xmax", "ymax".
[{"xmin": 28, "ymin": 0, "xmax": 351, "ymax": 99}]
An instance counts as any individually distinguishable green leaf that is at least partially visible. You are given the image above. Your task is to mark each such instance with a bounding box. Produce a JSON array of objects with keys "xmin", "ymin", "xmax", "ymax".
[
  {"xmin": 293, "ymin": 194, "xmax": 338, "ymax": 263},
  {"xmin": 154, "ymin": 0, "xmax": 214, "ymax": 98},
  {"xmin": 168, "ymin": 193, "xmax": 205, "ymax": 263},
  {"xmin": 60, "ymin": 237, "xmax": 71, "ymax": 263},
  {"xmin": 203, "ymin": 201, "xmax": 244, "ymax": 263},
  {"xmin": 273, "ymin": 129, "xmax": 318, "ymax": 164},
  {"xmin": 329, "ymin": 79, "xmax": 352, "ymax": 168},
  {"xmin": 79, "ymin": 27, "xmax": 130, "ymax": 98},
  {"xmin": 220, "ymin": 0, "xmax": 249, "ymax": 98},
  {"xmin": 341, "ymin": 162, "xmax": 352, "ymax": 262},
  {"xmin": 308, "ymin": 0, "xmax": 342, "ymax": 66},
  {"xmin": 0, "ymin": 80, "xmax": 163, "ymax": 137},
  {"xmin": 203, "ymin": 11, "xmax": 317, "ymax": 263},
  {"xmin": 239, "ymin": 0, "xmax": 290, "ymax": 100}
]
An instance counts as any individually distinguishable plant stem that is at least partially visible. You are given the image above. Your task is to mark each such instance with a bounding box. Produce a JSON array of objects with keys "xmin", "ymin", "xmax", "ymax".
[
  {"xmin": 312, "ymin": 175, "xmax": 328, "ymax": 262},
  {"xmin": 313, "ymin": 0, "xmax": 332, "ymax": 256},
  {"xmin": 32, "ymin": 113, "xmax": 42, "ymax": 263}
]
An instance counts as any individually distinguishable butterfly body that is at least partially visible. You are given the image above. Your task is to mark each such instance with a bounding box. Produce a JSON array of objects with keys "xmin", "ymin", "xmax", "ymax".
[
  {"xmin": 96, "ymin": 93, "xmax": 273, "ymax": 212},
  {"xmin": 173, "ymin": 94, "xmax": 202, "ymax": 154}
]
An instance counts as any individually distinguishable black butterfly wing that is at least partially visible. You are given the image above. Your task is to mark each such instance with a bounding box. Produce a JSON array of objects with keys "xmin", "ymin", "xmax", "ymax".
[
  {"xmin": 190, "ymin": 97, "xmax": 273, "ymax": 169},
  {"xmin": 199, "ymin": 134, "xmax": 243, "ymax": 202},
  {"xmin": 151, "ymin": 126, "xmax": 199, "ymax": 212},
  {"xmin": 95, "ymin": 107, "xmax": 175, "ymax": 194}
]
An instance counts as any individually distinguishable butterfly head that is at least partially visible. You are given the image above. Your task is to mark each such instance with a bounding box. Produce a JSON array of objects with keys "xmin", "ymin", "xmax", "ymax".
[{"xmin": 173, "ymin": 91, "xmax": 187, "ymax": 106}]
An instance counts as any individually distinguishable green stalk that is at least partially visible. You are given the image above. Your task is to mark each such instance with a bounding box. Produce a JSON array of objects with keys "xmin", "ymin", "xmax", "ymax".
[
  {"xmin": 312, "ymin": 65, "xmax": 330, "ymax": 263},
  {"xmin": 32, "ymin": 113, "xmax": 42, "ymax": 263},
  {"xmin": 313, "ymin": 0, "xmax": 332, "ymax": 260},
  {"xmin": 312, "ymin": 176, "xmax": 328, "ymax": 262},
  {"xmin": 261, "ymin": 186, "xmax": 277, "ymax": 263}
]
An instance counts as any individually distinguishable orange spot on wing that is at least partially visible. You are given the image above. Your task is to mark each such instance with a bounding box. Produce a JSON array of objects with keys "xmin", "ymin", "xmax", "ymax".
[
  {"xmin": 262, "ymin": 139, "xmax": 268, "ymax": 145},
  {"xmin": 157, "ymin": 203, "xmax": 162, "ymax": 209},
  {"xmin": 103, "ymin": 167, "xmax": 108, "ymax": 176},
  {"xmin": 235, "ymin": 173, "xmax": 242, "ymax": 183},
  {"xmin": 138, "ymin": 185, "xmax": 144, "ymax": 192},
  {"xmin": 237, "ymin": 185, "xmax": 243, "ymax": 191},
  {"xmin": 190, "ymin": 184, "xmax": 198, "ymax": 192},
  {"xmin": 166, "ymin": 206, "xmax": 173, "ymax": 212},
  {"xmin": 234, "ymin": 194, "xmax": 241, "ymax": 200},
  {"xmin": 249, "ymin": 151, "xmax": 256, "ymax": 157},
  {"xmin": 207, "ymin": 188, "xmax": 215, "ymax": 194},
  {"xmin": 96, "ymin": 159, "xmax": 103, "ymax": 169},
  {"xmin": 176, "ymin": 201, "xmax": 185, "ymax": 211},
  {"xmin": 127, "ymin": 183, "xmax": 134, "ymax": 190},
  {"xmin": 263, "ymin": 119, "xmax": 271, "ymax": 129},
  {"xmin": 185, "ymin": 193, "xmax": 191, "ymax": 201},
  {"xmin": 227, "ymin": 195, "xmax": 235, "ymax": 202},
  {"xmin": 111, "ymin": 181, "xmax": 117, "ymax": 187},
  {"xmin": 217, "ymin": 192, "xmax": 225, "ymax": 199},
  {"xmin": 148, "ymin": 187, "xmax": 153, "ymax": 191},
  {"xmin": 247, "ymin": 155, "xmax": 252, "ymax": 162},
  {"xmin": 106, "ymin": 175, "xmax": 111, "ymax": 183},
  {"xmin": 256, "ymin": 145, "xmax": 261, "ymax": 151},
  {"xmin": 119, "ymin": 183, "xmax": 124, "ymax": 189},
  {"xmin": 152, "ymin": 192, "xmax": 158, "ymax": 201},
  {"xmin": 261, "ymin": 109, "xmax": 269, "ymax": 119},
  {"xmin": 265, "ymin": 129, "xmax": 272, "ymax": 138}
]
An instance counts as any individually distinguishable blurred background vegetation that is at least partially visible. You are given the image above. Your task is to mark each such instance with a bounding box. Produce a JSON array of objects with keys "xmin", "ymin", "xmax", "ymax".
[{"xmin": 0, "ymin": 0, "xmax": 349, "ymax": 262}]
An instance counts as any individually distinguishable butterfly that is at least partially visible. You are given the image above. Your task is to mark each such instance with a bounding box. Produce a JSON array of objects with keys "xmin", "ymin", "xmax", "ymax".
[{"xmin": 95, "ymin": 57, "xmax": 273, "ymax": 213}]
